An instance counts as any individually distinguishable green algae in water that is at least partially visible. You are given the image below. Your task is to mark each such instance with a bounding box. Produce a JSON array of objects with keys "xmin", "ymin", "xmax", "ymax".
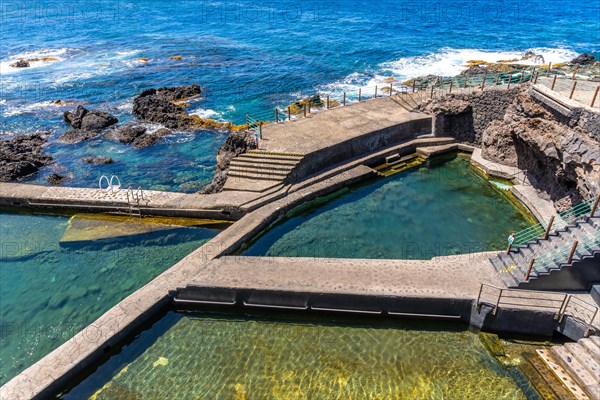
[
  {"xmin": 244, "ymin": 157, "xmax": 534, "ymax": 259},
  {"xmin": 65, "ymin": 312, "xmax": 537, "ymax": 400},
  {"xmin": 0, "ymin": 211, "xmax": 219, "ymax": 385}
]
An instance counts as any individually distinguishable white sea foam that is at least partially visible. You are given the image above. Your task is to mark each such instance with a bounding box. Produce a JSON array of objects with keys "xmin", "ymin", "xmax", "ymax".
[
  {"xmin": 320, "ymin": 47, "xmax": 579, "ymax": 96},
  {"xmin": 189, "ymin": 107, "xmax": 222, "ymax": 120},
  {"xmin": 0, "ymin": 48, "xmax": 74, "ymax": 75},
  {"xmin": 1, "ymin": 100, "xmax": 73, "ymax": 117}
]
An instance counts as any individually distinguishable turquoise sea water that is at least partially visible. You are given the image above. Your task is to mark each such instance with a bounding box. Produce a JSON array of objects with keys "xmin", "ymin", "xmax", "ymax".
[
  {"xmin": 0, "ymin": 211, "xmax": 219, "ymax": 385},
  {"xmin": 64, "ymin": 311, "xmax": 541, "ymax": 400},
  {"xmin": 1, "ymin": 0, "xmax": 599, "ymax": 191},
  {"xmin": 244, "ymin": 157, "xmax": 533, "ymax": 259}
]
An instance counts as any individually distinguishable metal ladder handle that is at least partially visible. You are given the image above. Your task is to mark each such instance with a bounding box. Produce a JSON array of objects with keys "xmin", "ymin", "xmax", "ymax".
[
  {"xmin": 109, "ymin": 175, "xmax": 122, "ymax": 193},
  {"xmin": 98, "ymin": 175, "xmax": 109, "ymax": 191}
]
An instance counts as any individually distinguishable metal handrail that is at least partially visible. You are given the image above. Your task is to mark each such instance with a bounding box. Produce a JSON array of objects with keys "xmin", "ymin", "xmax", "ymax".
[{"xmin": 476, "ymin": 284, "xmax": 599, "ymax": 331}]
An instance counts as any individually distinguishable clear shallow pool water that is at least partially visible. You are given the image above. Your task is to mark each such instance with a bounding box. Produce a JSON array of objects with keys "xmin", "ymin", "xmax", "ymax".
[
  {"xmin": 65, "ymin": 311, "xmax": 540, "ymax": 400},
  {"xmin": 0, "ymin": 211, "xmax": 219, "ymax": 385},
  {"xmin": 244, "ymin": 157, "xmax": 534, "ymax": 259}
]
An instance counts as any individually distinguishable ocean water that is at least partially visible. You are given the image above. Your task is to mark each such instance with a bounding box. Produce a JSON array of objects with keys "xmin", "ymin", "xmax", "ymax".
[
  {"xmin": 1, "ymin": 0, "xmax": 598, "ymax": 191},
  {"xmin": 64, "ymin": 311, "xmax": 541, "ymax": 400},
  {"xmin": 0, "ymin": 211, "xmax": 220, "ymax": 385},
  {"xmin": 244, "ymin": 156, "xmax": 534, "ymax": 259}
]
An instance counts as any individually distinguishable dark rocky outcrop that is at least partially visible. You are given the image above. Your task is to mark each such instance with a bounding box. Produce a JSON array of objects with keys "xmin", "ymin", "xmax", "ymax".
[
  {"xmin": 10, "ymin": 59, "xmax": 30, "ymax": 68},
  {"xmin": 570, "ymin": 53, "xmax": 596, "ymax": 65},
  {"xmin": 59, "ymin": 129, "xmax": 99, "ymax": 144},
  {"xmin": 64, "ymin": 105, "xmax": 118, "ymax": 132},
  {"xmin": 480, "ymin": 88, "xmax": 599, "ymax": 208},
  {"xmin": 132, "ymin": 84, "xmax": 201, "ymax": 129},
  {"xmin": 199, "ymin": 130, "xmax": 257, "ymax": 194},
  {"xmin": 82, "ymin": 156, "xmax": 114, "ymax": 164},
  {"xmin": 47, "ymin": 173, "xmax": 66, "ymax": 185},
  {"xmin": 0, "ymin": 133, "xmax": 52, "ymax": 181}
]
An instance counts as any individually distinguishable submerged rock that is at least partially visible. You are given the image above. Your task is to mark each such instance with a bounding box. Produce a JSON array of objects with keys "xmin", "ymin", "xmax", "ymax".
[
  {"xmin": 47, "ymin": 173, "xmax": 66, "ymax": 185},
  {"xmin": 132, "ymin": 128, "xmax": 173, "ymax": 148},
  {"xmin": 59, "ymin": 129, "xmax": 99, "ymax": 144},
  {"xmin": 0, "ymin": 133, "xmax": 52, "ymax": 181},
  {"xmin": 10, "ymin": 59, "xmax": 30, "ymax": 68},
  {"xmin": 64, "ymin": 105, "xmax": 118, "ymax": 132},
  {"xmin": 570, "ymin": 53, "xmax": 596, "ymax": 65},
  {"xmin": 82, "ymin": 156, "xmax": 114, "ymax": 164}
]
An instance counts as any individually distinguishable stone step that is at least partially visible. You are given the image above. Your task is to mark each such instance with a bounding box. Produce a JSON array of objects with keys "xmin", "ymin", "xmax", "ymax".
[
  {"xmin": 581, "ymin": 337, "xmax": 600, "ymax": 361},
  {"xmin": 551, "ymin": 345, "xmax": 600, "ymax": 399},
  {"xmin": 565, "ymin": 343, "xmax": 600, "ymax": 380},
  {"xmin": 227, "ymin": 170, "xmax": 289, "ymax": 181},
  {"xmin": 232, "ymin": 157, "xmax": 300, "ymax": 167},
  {"xmin": 524, "ymin": 352, "xmax": 579, "ymax": 400},
  {"xmin": 229, "ymin": 165, "xmax": 292, "ymax": 176},
  {"xmin": 222, "ymin": 177, "xmax": 283, "ymax": 193},
  {"xmin": 536, "ymin": 348, "xmax": 592, "ymax": 400},
  {"xmin": 229, "ymin": 160, "xmax": 296, "ymax": 171},
  {"xmin": 243, "ymin": 151, "xmax": 303, "ymax": 162}
]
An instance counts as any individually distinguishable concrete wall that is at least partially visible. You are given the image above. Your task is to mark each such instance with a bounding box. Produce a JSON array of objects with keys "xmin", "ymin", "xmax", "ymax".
[{"xmin": 291, "ymin": 116, "xmax": 431, "ymax": 181}]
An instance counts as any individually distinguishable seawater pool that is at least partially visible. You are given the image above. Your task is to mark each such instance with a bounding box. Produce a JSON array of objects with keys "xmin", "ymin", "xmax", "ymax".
[
  {"xmin": 64, "ymin": 311, "xmax": 542, "ymax": 400},
  {"xmin": 244, "ymin": 156, "xmax": 534, "ymax": 259},
  {"xmin": 0, "ymin": 211, "xmax": 220, "ymax": 385}
]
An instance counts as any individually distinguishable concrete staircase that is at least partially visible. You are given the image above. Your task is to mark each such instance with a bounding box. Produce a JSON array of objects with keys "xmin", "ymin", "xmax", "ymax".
[
  {"xmin": 537, "ymin": 336, "xmax": 600, "ymax": 400},
  {"xmin": 223, "ymin": 151, "xmax": 303, "ymax": 193},
  {"xmin": 491, "ymin": 215, "xmax": 600, "ymax": 289}
]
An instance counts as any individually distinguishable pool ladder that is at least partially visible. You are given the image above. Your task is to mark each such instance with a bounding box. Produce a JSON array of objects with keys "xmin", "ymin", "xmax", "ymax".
[{"xmin": 126, "ymin": 186, "xmax": 145, "ymax": 217}]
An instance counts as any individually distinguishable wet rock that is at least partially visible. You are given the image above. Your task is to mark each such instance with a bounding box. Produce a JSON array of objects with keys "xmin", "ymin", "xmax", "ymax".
[
  {"xmin": 132, "ymin": 128, "xmax": 172, "ymax": 148},
  {"xmin": 82, "ymin": 156, "xmax": 114, "ymax": 164},
  {"xmin": 570, "ymin": 53, "xmax": 596, "ymax": 65},
  {"xmin": 10, "ymin": 59, "xmax": 30, "ymax": 68},
  {"xmin": 199, "ymin": 130, "xmax": 257, "ymax": 194},
  {"xmin": 59, "ymin": 129, "xmax": 98, "ymax": 144},
  {"xmin": 132, "ymin": 84, "xmax": 201, "ymax": 129},
  {"xmin": 521, "ymin": 51, "xmax": 545, "ymax": 63},
  {"xmin": 111, "ymin": 125, "xmax": 147, "ymax": 144},
  {"xmin": 47, "ymin": 173, "xmax": 66, "ymax": 185},
  {"xmin": 0, "ymin": 133, "xmax": 52, "ymax": 181},
  {"xmin": 461, "ymin": 65, "xmax": 488, "ymax": 75},
  {"xmin": 64, "ymin": 105, "xmax": 118, "ymax": 132}
]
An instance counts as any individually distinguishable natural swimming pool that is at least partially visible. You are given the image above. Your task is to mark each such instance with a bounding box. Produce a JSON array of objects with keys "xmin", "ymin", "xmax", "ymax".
[
  {"xmin": 244, "ymin": 156, "xmax": 534, "ymax": 259},
  {"xmin": 0, "ymin": 211, "xmax": 221, "ymax": 385},
  {"xmin": 63, "ymin": 311, "xmax": 542, "ymax": 399}
]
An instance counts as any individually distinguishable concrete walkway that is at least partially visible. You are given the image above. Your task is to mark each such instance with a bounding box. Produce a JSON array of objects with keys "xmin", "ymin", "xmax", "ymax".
[{"xmin": 261, "ymin": 97, "xmax": 431, "ymax": 155}]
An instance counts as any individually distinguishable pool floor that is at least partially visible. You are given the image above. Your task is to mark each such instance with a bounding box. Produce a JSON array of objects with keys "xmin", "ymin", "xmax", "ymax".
[{"xmin": 65, "ymin": 311, "xmax": 540, "ymax": 400}]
